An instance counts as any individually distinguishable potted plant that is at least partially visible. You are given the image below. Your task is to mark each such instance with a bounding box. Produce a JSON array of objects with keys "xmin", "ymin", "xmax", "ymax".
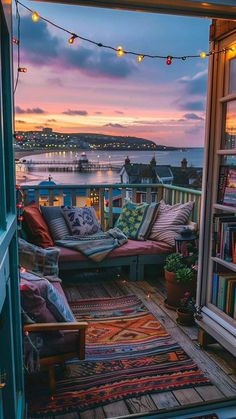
[
  {"xmin": 164, "ymin": 253, "xmax": 184, "ymax": 281},
  {"xmin": 164, "ymin": 253, "xmax": 197, "ymax": 309},
  {"xmin": 176, "ymin": 291, "xmax": 196, "ymax": 326}
]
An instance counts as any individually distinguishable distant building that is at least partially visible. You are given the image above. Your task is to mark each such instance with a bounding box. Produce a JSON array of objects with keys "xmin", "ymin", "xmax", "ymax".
[
  {"xmin": 42, "ymin": 127, "xmax": 53, "ymax": 134},
  {"xmin": 120, "ymin": 156, "xmax": 202, "ymax": 191},
  {"xmin": 120, "ymin": 156, "xmax": 173, "ymax": 185}
]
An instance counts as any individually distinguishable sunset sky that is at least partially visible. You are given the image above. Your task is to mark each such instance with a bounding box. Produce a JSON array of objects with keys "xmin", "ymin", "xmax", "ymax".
[{"xmin": 14, "ymin": 1, "xmax": 211, "ymax": 146}]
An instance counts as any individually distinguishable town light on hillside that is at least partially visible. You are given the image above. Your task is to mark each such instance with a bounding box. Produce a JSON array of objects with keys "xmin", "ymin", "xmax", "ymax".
[{"xmin": 32, "ymin": 11, "xmax": 40, "ymax": 22}]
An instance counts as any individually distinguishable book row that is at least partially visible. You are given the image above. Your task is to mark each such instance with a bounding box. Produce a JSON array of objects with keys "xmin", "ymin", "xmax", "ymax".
[
  {"xmin": 212, "ymin": 214, "xmax": 236, "ymax": 262},
  {"xmin": 212, "ymin": 273, "xmax": 236, "ymax": 318}
]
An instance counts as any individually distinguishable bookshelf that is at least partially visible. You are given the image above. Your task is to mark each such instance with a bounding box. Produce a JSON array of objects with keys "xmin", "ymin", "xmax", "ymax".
[{"xmin": 196, "ymin": 31, "xmax": 236, "ymax": 356}]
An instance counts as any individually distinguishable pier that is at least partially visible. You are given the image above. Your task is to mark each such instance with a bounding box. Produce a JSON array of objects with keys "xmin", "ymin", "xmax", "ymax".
[{"xmin": 17, "ymin": 159, "xmax": 122, "ymax": 172}]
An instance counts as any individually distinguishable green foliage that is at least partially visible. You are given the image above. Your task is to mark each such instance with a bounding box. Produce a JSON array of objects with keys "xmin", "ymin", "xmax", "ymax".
[
  {"xmin": 179, "ymin": 292, "xmax": 196, "ymax": 313},
  {"xmin": 164, "ymin": 253, "xmax": 184, "ymax": 273},
  {"xmin": 176, "ymin": 267, "xmax": 194, "ymax": 283}
]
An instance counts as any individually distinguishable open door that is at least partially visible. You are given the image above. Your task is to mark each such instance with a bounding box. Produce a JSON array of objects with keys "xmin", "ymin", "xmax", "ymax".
[
  {"xmin": 0, "ymin": 1, "xmax": 24, "ymax": 418},
  {"xmin": 196, "ymin": 20, "xmax": 236, "ymax": 357}
]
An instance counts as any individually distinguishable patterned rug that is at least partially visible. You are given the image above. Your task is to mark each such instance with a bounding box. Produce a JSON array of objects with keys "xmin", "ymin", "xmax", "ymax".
[{"xmin": 28, "ymin": 294, "xmax": 211, "ymax": 417}]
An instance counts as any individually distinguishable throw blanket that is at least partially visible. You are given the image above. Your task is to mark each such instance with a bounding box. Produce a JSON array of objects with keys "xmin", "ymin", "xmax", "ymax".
[{"xmin": 56, "ymin": 227, "xmax": 128, "ymax": 262}]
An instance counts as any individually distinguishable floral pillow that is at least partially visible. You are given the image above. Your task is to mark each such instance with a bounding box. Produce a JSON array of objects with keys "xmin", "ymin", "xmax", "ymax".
[
  {"xmin": 116, "ymin": 201, "xmax": 158, "ymax": 240},
  {"xmin": 62, "ymin": 206, "xmax": 101, "ymax": 236}
]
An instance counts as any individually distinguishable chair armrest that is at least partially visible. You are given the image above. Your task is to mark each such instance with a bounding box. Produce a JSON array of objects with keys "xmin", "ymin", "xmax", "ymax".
[{"xmin": 24, "ymin": 322, "xmax": 88, "ymax": 333}]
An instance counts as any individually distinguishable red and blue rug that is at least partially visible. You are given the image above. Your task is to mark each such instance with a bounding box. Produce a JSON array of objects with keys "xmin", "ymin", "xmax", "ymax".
[{"xmin": 28, "ymin": 294, "xmax": 211, "ymax": 417}]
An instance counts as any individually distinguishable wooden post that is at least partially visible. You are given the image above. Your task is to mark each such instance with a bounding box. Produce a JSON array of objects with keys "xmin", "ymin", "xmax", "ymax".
[{"xmin": 198, "ymin": 328, "xmax": 216, "ymax": 349}]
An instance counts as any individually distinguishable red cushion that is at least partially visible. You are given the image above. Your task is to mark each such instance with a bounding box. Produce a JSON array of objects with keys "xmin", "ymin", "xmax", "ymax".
[
  {"xmin": 23, "ymin": 204, "xmax": 54, "ymax": 248},
  {"xmin": 58, "ymin": 239, "xmax": 172, "ymax": 264},
  {"xmin": 20, "ymin": 279, "xmax": 57, "ymax": 324}
]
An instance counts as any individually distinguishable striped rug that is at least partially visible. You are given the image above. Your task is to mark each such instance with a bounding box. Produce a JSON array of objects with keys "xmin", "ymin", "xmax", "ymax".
[{"xmin": 28, "ymin": 295, "xmax": 211, "ymax": 417}]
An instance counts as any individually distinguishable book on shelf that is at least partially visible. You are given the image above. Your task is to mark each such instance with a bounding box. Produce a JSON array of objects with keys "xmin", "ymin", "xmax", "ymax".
[
  {"xmin": 212, "ymin": 273, "xmax": 219, "ymax": 306},
  {"xmin": 218, "ymin": 166, "xmax": 236, "ymax": 207},
  {"xmin": 212, "ymin": 214, "xmax": 236, "ymax": 261},
  {"xmin": 225, "ymin": 279, "xmax": 236, "ymax": 315},
  {"xmin": 212, "ymin": 272, "xmax": 236, "ymax": 317},
  {"xmin": 234, "ymin": 287, "xmax": 236, "ymax": 319}
]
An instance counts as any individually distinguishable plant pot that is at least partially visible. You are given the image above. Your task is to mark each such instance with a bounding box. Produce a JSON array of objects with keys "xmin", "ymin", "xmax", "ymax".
[
  {"xmin": 176, "ymin": 308, "xmax": 195, "ymax": 326},
  {"xmin": 164, "ymin": 270, "xmax": 196, "ymax": 309}
]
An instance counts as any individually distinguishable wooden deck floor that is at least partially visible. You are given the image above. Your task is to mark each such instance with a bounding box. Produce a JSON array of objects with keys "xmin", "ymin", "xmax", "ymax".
[{"xmin": 32, "ymin": 275, "xmax": 236, "ymax": 419}]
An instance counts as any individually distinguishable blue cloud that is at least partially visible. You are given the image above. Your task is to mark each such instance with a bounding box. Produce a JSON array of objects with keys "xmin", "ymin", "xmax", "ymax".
[{"xmin": 19, "ymin": 15, "xmax": 135, "ymax": 78}]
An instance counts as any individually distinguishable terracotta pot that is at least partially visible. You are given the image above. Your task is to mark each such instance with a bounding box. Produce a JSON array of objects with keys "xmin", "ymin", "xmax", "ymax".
[
  {"xmin": 176, "ymin": 308, "xmax": 195, "ymax": 326},
  {"xmin": 164, "ymin": 270, "xmax": 196, "ymax": 308}
]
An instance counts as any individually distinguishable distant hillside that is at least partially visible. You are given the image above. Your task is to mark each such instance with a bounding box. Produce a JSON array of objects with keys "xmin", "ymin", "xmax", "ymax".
[{"xmin": 15, "ymin": 130, "xmax": 179, "ymax": 151}]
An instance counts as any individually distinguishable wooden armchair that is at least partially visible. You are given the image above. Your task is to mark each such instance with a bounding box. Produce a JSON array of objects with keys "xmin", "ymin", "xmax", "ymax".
[{"xmin": 24, "ymin": 321, "xmax": 88, "ymax": 392}]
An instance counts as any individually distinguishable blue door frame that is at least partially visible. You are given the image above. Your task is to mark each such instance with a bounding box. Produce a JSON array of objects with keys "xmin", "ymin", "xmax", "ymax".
[{"xmin": 0, "ymin": 1, "xmax": 24, "ymax": 417}]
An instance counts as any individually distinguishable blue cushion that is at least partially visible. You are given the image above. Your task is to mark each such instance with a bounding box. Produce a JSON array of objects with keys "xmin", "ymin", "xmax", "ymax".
[{"xmin": 46, "ymin": 280, "xmax": 75, "ymax": 322}]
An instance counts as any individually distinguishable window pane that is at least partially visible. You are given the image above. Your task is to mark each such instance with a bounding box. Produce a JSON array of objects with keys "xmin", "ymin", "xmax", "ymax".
[
  {"xmin": 229, "ymin": 58, "xmax": 236, "ymax": 94},
  {"xmin": 223, "ymin": 101, "xmax": 236, "ymax": 149}
]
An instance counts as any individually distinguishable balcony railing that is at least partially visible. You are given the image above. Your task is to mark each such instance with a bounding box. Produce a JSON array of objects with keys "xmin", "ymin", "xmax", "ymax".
[{"xmin": 21, "ymin": 183, "xmax": 202, "ymax": 229}]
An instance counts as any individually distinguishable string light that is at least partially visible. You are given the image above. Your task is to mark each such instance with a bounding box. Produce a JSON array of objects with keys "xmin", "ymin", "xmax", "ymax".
[
  {"xmin": 116, "ymin": 46, "xmax": 124, "ymax": 57},
  {"xmin": 32, "ymin": 11, "xmax": 40, "ymax": 22},
  {"xmin": 200, "ymin": 51, "xmax": 207, "ymax": 59},
  {"xmin": 12, "ymin": 37, "xmax": 19, "ymax": 45},
  {"xmin": 68, "ymin": 34, "xmax": 77, "ymax": 44},
  {"xmin": 137, "ymin": 55, "xmax": 144, "ymax": 63},
  {"xmin": 13, "ymin": 0, "xmax": 236, "ymax": 83}
]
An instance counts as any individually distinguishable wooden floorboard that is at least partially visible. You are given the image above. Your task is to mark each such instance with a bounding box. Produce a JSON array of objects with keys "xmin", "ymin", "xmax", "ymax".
[
  {"xmin": 173, "ymin": 388, "xmax": 203, "ymax": 405},
  {"xmin": 32, "ymin": 276, "xmax": 236, "ymax": 419}
]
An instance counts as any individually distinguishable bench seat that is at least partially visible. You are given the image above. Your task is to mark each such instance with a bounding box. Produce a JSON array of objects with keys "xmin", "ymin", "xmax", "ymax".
[{"xmin": 57, "ymin": 239, "xmax": 172, "ymax": 281}]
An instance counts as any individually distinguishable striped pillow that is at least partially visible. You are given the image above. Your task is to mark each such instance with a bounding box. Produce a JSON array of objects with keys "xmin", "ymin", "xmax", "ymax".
[
  {"xmin": 149, "ymin": 200, "xmax": 194, "ymax": 246},
  {"xmin": 116, "ymin": 201, "xmax": 159, "ymax": 240},
  {"xmin": 41, "ymin": 206, "xmax": 70, "ymax": 241}
]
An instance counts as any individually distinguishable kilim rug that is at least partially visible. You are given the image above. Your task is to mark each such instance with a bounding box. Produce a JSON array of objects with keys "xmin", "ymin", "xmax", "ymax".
[{"xmin": 28, "ymin": 294, "xmax": 212, "ymax": 417}]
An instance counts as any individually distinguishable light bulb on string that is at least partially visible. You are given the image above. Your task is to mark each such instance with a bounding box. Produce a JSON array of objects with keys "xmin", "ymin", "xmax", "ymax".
[
  {"xmin": 200, "ymin": 51, "xmax": 207, "ymax": 59},
  {"xmin": 32, "ymin": 11, "xmax": 40, "ymax": 22},
  {"xmin": 137, "ymin": 55, "xmax": 144, "ymax": 63},
  {"xmin": 18, "ymin": 67, "xmax": 27, "ymax": 73},
  {"xmin": 68, "ymin": 34, "xmax": 78, "ymax": 45},
  {"xmin": 12, "ymin": 38, "xmax": 19, "ymax": 45},
  {"xmin": 117, "ymin": 46, "xmax": 124, "ymax": 57},
  {"xmin": 166, "ymin": 56, "xmax": 173, "ymax": 65}
]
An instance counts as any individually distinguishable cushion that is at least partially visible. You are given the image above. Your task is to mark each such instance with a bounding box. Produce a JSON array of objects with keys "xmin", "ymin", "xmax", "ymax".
[
  {"xmin": 116, "ymin": 201, "xmax": 158, "ymax": 240},
  {"xmin": 41, "ymin": 205, "xmax": 70, "ymax": 240},
  {"xmin": 20, "ymin": 278, "xmax": 58, "ymax": 324},
  {"xmin": 58, "ymin": 239, "xmax": 172, "ymax": 264},
  {"xmin": 149, "ymin": 200, "xmax": 194, "ymax": 246},
  {"xmin": 22, "ymin": 203, "xmax": 54, "ymax": 248},
  {"xmin": 20, "ymin": 275, "xmax": 75, "ymax": 323},
  {"xmin": 46, "ymin": 281, "xmax": 76, "ymax": 322},
  {"xmin": 62, "ymin": 206, "xmax": 101, "ymax": 236},
  {"xmin": 18, "ymin": 238, "xmax": 60, "ymax": 277}
]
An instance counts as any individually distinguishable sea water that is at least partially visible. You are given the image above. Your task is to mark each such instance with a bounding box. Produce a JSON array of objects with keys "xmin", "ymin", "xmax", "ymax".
[{"xmin": 21, "ymin": 148, "xmax": 204, "ymax": 185}]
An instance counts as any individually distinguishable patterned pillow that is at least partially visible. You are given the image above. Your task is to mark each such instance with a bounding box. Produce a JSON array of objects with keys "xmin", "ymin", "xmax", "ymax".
[
  {"xmin": 46, "ymin": 281, "xmax": 76, "ymax": 322},
  {"xmin": 149, "ymin": 200, "xmax": 194, "ymax": 246},
  {"xmin": 62, "ymin": 206, "xmax": 101, "ymax": 236},
  {"xmin": 116, "ymin": 201, "xmax": 158, "ymax": 240},
  {"xmin": 18, "ymin": 238, "xmax": 60, "ymax": 277},
  {"xmin": 41, "ymin": 206, "xmax": 70, "ymax": 240}
]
